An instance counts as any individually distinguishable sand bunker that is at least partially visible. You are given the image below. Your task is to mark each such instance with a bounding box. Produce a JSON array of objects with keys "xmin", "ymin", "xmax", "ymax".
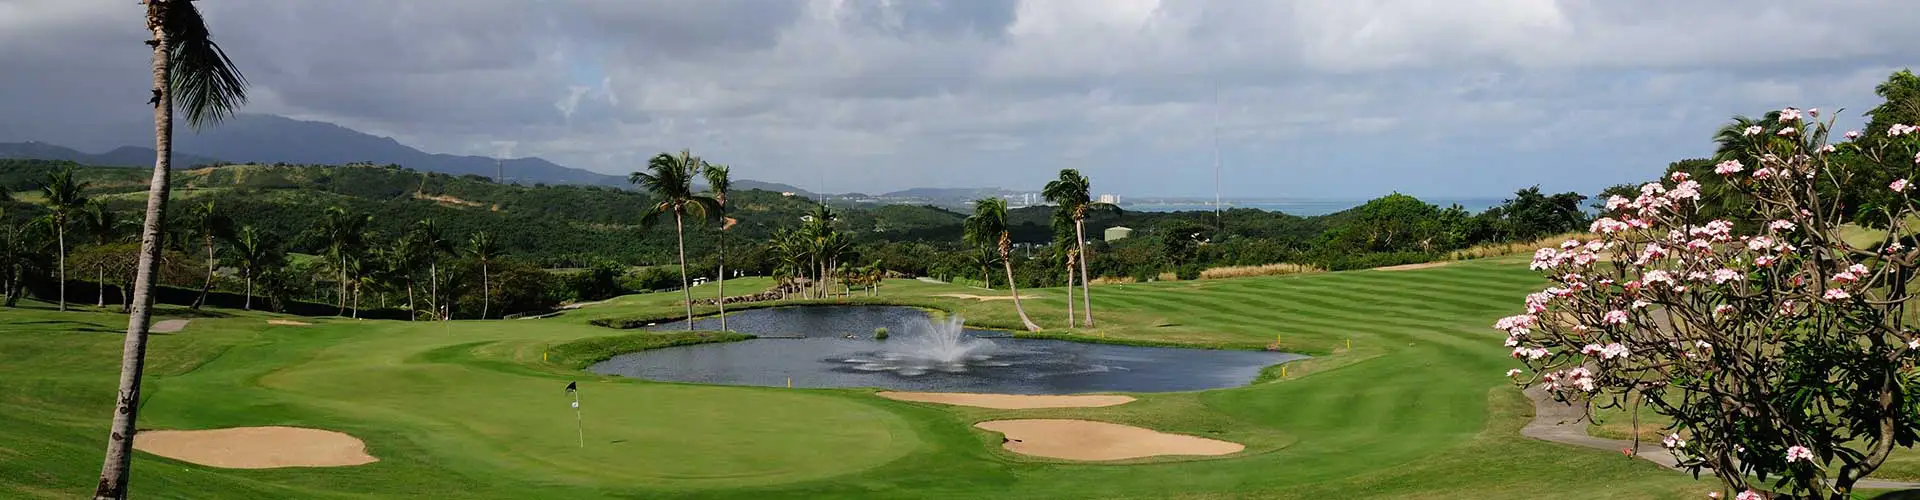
[
  {"xmin": 1375, "ymin": 262, "xmax": 1452, "ymax": 272},
  {"xmin": 974, "ymin": 419, "xmax": 1244, "ymax": 461},
  {"xmin": 267, "ymin": 319, "xmax": 313, "ymax": 326},
  {"xmin": 150, "ymin": 319, "xmax": 189, "ymax": 333},
  {"xmin": 877, "ymin": 391, "xmax": 1135, "ymax": 409},
  {"xmin": 134, "ymin": 426, "xmax": 377, "ymax": 469}
]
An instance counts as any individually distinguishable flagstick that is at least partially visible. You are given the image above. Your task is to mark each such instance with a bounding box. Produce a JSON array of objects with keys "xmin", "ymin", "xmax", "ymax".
[{"xmin": 573, "ymin": 390, "xmax": 584, "ymax": 448}]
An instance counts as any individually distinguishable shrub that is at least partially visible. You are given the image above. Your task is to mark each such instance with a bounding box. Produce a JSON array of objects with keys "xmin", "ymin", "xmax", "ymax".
[
  {"xmin": 1448, "ymin": 232, "xmax": 1597, "ymax": 261},
  {"xmin": 873, "ymin": 327, "xmax": 889, "ymax": 340},
  {"xmin": 1198, "ymin": 263, "xmax": 1326, "ymax": 280}
]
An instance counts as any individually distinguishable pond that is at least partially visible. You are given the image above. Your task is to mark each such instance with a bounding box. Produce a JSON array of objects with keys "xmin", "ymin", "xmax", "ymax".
[{"xmin": 588, "ymin": 306, "xmax": 1304, "ymax": 395}]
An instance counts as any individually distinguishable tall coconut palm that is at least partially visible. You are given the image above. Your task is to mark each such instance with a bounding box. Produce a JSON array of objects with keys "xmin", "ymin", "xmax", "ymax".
[
  {"xmin": 387, "ymin": 238, "xmax": 424, "ymax": 320},
  {"xmin": 185, "ymin": 200, "xmax": 230, "ymax": 310},
  {"xmin": 316, "ymin": 207, "xmax": 369, "ymax": 316},
  {"xmin": 966, "ymin": 246, "xmax": 1000, "ymax": 290},
  {"xmin": 1, "ymin": 209, "xmax": 52, "ymax": 307},
  {"xmin": 1044, "ymin": 169, "xmax": 1105, "ymax": 326},
  {"xmin": 78, "ymin": 202, "xmax": 129, "ymax": 308},
  {"xmin": 39, "ymin": 167, "xmax": 89, "ymax": 312},
  {"xmin": 228, "ymin": 225, "xmax": 280, "ymax": 311},
  {"xmin": 413, "ymin": 218, "xmax": 454, "ymax": 321},
  {"xmin": 97, "ymin": 1, "xmax": 248, "ymax": 497},
  {"xmin": 466, "ymin": 231, "xmax": 500, "ymax": 319},
  {"xmin": 966, "ymin": 197, "xmax": 1041, "ymax": 332},
  {"xmin": 703, "ymin": 164, "xmax": 732, "ymax": 330},
  {"xmin": 631, "ymin": 150, "xmax": 717, "ymax": 329}
]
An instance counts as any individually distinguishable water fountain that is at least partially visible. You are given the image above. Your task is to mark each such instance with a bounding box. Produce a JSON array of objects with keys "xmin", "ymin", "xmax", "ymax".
[
  {"xmin": 843, "ymin": 314, "xmax": 1003, "ymax": 376},
  {"xmin": 599, "ymin": 305, "xmax": 1304, "ymax": 394}
]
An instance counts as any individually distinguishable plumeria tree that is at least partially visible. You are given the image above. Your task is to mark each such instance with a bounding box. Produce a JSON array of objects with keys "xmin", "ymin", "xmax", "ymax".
[{"xmin": 1502, "ymin": 107, "xmax": 1920, "ymax": 500}]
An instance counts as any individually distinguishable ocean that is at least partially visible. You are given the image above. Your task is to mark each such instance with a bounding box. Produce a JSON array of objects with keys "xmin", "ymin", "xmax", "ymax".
[{"xmin": 1121, "ymin": 198, "xmax": 1505, "ymax": 217}]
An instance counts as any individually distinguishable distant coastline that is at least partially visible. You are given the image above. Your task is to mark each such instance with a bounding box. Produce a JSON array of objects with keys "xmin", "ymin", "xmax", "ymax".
[{"xmin": 1120, "ymin": 198, "xmax": 1504, "ymax": 217}]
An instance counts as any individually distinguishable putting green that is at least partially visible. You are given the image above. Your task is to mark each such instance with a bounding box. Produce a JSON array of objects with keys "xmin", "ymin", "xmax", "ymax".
[{"xmin": 0, "ymin": 263, "xmax": 1755, "ymax": 498}]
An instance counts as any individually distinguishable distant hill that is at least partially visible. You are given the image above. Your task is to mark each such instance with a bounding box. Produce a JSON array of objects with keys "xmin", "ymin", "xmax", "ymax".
[
  {"xmin": 879, "ymin": 187, "xmax": 1011, "ymax": 199},
  {"xmin": 168, "ymin": 114, "xmax": 628, "ymax": 186},
  {"xmin": 0, "ymin": 141, "xmax": 223, "ymax": 168}
]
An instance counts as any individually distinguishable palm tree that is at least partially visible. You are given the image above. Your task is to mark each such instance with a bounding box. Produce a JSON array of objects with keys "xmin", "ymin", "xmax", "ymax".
[
  {"xmin": 413, "ymin": 219, "xmax": 454, "ymax": 321},
  {"xmin": 185, "ymin": 200, "xmax": 230, "ymax": 310},
  {"xmin": 1044, "ymin": 169, "xmax": 1104, "ymax": 326},
  {"xmin": 228, "ymin": 225, "xmax": 281, "ymax": 311},
  {"xmin": 316, "ymin": 207, "xmax": 370, "ymax": 316},
  {"xmin": 966, "ymin": 197, "xmax": 1041, "ymax": 332},
  {"xmin": 39, "ymin": 167, "xmax": 89, "ymax": 312},
  {"xmin": 966, "ymin": 246, "xmax": 1000, "ymax": 290},
  {"xmin": 384, "ymin": 238, "xmax": 424, "ymax": 320},
  {"xmin": 631, "ymin": 150, "xmax": 718, "ymax": 329},
  {"xmin": 97, "ymin": 1, "xmax": 248, "ymax": 497},
  {"xmin": 466, "ymin": 231, "xmax": 500, "ymax": 319},
  {"xmin": 1, "ymin": 209, "xmax": 51, "ymax": 307},
  {"xmin": 78, "ymin": 202, "xmax": 128, "ymax": 308},
  {"xmin": 703, "ymin": 164, "xmax": 733, "ymax": 331}
]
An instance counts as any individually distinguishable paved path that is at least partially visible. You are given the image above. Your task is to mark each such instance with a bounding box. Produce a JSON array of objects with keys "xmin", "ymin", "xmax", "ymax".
[
  {"xmin": 150, "ymin": 319, "xmax": 190, "ymax": 333},
  {"xmin": 1524, "ymin": 387, "xmax": 1920, "ymax": 491}
]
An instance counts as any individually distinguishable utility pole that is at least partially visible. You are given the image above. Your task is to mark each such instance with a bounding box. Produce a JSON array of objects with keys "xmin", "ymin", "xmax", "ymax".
[
  {"xmin": 1212, "ymin": 82, "xmax": 1222, "ymax": 230},
  {"xmin": 495, "ymin": 158, "xmax": 503, "ymax": 184}
]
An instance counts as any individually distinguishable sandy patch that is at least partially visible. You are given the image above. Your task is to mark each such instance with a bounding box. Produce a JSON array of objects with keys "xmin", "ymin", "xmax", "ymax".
[
  {"xmin": 974, "ymin": 419, "xmax": 1244, "ymax": 461},
  {"xmin": 935, "ymin": 293, "xmax": 1041, "ymax": 301},
  {"xmin": 267, "ymin": 319, "xmax": 312, "ymax": 326},
  {"xmin": 1374, "ymin": 262, "xmax": 1451, "ymax": 272},
  {"xmin": 877, "ymin": 392, "xmax": 1135, "ymax": 409},
  {"xmin": 134, "ymin": 426, "xmax": 376, "ymax": 469},
  {"xmin": 150, "ymin": 319, "xmax": 189, "ymax": 333}
]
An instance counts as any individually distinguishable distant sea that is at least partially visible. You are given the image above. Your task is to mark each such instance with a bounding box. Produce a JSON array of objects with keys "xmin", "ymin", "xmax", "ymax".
[{"xmin": 1122, "ymin": 198, "xmax": 1505, "ymax": 217}]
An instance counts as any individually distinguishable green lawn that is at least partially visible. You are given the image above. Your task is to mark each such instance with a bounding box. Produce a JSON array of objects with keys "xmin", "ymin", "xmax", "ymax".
[{"xmin": 0, "ymin": 260, "xmax": 1758, "ymax": 498}]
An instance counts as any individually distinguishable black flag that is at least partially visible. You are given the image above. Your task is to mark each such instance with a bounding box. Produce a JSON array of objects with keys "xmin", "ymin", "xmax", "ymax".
[{"xmin": 565, "ymin": 381, "xmax": 577, "ymax": 393}]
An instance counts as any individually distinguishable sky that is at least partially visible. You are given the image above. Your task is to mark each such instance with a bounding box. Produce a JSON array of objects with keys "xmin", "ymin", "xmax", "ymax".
[{"xmin": 2, "ymin": 1, "xmax": 1918, "ymax": 199}]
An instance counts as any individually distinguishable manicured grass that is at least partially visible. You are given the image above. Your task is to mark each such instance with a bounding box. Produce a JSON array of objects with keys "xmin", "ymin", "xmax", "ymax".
[{"xmin": 2, "ymin": 261, "xmax": 1750, "ymax": 498}]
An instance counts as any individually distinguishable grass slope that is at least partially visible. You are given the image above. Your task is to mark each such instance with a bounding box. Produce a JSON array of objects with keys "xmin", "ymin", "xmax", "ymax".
[{"xmin": 2, "ymin": 259, "xmax": 1736, "ymax": 498}]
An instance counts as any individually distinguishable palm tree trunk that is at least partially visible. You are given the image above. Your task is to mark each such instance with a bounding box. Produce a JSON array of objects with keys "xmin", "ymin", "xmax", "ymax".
[
  {"xmin": 97, "ymin": 265, "xmax": 106, "ymax": 308},
  {"xmin": 675, "ymin": 211, "xmax": 692, "ymax": 330},
  {"xmin": 981, "ymin": 265, "xmax": 991, "ymax": 290},
  {"xmin": 351, "ymin": 282, "xmax": 360, "ymax": 319},
  {"xmin": 1076, "ymin": 219, "xmax": 1094, "ymax": 326},
  {"xmin": 337, "ymin": 254, "xmax": 347, "ymax": 316},
  {"xmin": 244, "ymin": 272, "xmax": 252, "ymax": 310},
  {"xmin": 1064, "ymin": 256, "xmax": 1075, "ymax": 328},
  {"xmin": 480, "ymin": 260, "xmax": 490, "ymax": 320},
  {"xmin": 430, "ymin": 260, "xmax": 439, "ymax": 321},
  {"xmin": 1002, "ymin": 245, "xmax": 1041, "ymax": 332},
  {"xmin": 94, "ymin": 10, "xmax": 172, "ymax": 496},
  {"xmin": 406, "ymin": 280, "xmax": 416, "ymax": 321},
  {"xmin": 716, "ymin": 231, "xmax": 726, "ymax": 331},
  {"xmin": 56, "ymin": 225, "xmax": 67, "ymax": 311},
  {"xmin": 192, "ymin": 235, "xmax": 213, "ymax": 309}
]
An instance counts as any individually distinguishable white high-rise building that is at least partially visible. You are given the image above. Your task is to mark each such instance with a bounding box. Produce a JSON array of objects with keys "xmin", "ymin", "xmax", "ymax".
[{"xmin": 1098, "ymin": 194, "xmax": 1119, "ymax": 205}]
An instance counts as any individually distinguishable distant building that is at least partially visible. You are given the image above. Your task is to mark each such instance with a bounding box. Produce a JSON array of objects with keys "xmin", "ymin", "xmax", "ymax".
[
  {"xmin": 1098, "ymin": 194, "xmax": 1119, "ymax": 205},
  {"xmin": 781, "ymin": 192, "xmax": 796, "ymax": 197},
  {"xmin": 1104, "ymin": 226, "xmax": 1133, "ymax": 242}
]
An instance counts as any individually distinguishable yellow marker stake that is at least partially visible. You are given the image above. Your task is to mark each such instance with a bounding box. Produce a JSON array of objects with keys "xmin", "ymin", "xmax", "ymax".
[
  {"xmin": 787, "ymin": 377, "xmax": 793, "ymax": 388},
  {"xmin": 1346, "ymin": 339, "xmax": 1351, "ymax": 350},
  {"xmin": 1281, "ymin": 366, "xmax": 1288, "ymax": 378}
]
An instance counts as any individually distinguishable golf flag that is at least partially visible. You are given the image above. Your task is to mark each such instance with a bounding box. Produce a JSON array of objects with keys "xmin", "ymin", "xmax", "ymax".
[{"xmin": 565, "ymin": 381, "xmax": 577, "ymax": 393}]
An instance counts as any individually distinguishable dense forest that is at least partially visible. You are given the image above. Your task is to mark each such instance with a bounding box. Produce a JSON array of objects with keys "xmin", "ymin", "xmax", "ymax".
[{"xmin": 0, "ymin": 156, "xmax": 1595, "ymax": 320}]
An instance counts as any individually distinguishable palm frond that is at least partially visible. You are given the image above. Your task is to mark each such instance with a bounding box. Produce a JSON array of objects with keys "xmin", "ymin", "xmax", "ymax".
[{"xmin": 164, "ymin": 0, "xmax": 248, "ymax": 128}]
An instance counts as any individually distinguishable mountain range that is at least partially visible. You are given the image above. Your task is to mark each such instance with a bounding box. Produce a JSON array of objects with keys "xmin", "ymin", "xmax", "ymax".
[{"xmin": 0, "ymin": 113, "xmax": 1006, "ymax": 198}]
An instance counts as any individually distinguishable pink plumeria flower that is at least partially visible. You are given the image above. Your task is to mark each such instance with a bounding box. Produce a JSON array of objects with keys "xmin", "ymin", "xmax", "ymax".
[
  {"xmin": 1663, "ymin": 433, "xmax": 1686, "ymax": 449},
  {"xmin": 1779, "ymin": 107, "xmax": 1801, "ymax": 122},
  {"xmin": 1769, "ymin": 219, "xmax": 1795, "ymax": 232},
  {"xmin": 1913, "ymin": 152, "xmax": 1919, "ymax": 165},
  {"xmin": 1892, "ymin": 124, "xmax": 1916, "ymax": 137},
  {"xmin": 1602, "ymin": 310, "xmax": 1629, "ymax": 325},
  {"xmin": 1894, "ymin": 179, "xmax": 1911, "ymax": 193},
  {"xmin": 1819, "ymin": 144, "xmax": 1837, "ymax": 153},
  {"xmin": 1742, "ymin": 125, "xmax": 1764, "ymax": 137},
  {"xmin": 1824, "ymin": 289, "xmax": 1852, "ymax": 300},
  {"xmin": 1506, "ymin": 368, "xmax": 1523, "ymax": 377},
  {"xmin": 1713, "ymin": 160, "xmax": 1744, "ymax": 175},
  {"xmin": 1846, "ymin": 130, "xmax": 1862, "ymax": 140},
  {"xmin": 1752, "ymin": 167, "xmax": 1775, "ymax": 179},
  {"xmin": 1669, "ymin": 171, "xmax": 1690, "ymax": 182},
  {"xmin": 1809, "ymin": 107, "xmax": 1819, "ymax": 117},
  {"xmin": 1908, "ymin": 338, "xmax": 1919, "ymax": 350},
  {"xmin": 1708, "ymin": 492, "xmax": 1721, "ymax": 499},
  {"xmin": 1776, "ymin": 127, "xmax": 1797, "ymax": 136},
  {"xmin": 1736, "ymin": 491, "xmax": 1761, "ymax": 500},
  {"xmin": 1786, "ymin": 445, "xmax": 1815, "ymax": 463}
]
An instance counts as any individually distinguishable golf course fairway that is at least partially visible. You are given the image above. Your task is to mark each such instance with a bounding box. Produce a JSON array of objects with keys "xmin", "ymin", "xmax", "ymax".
[{"xmin": 0, "ymin": 259, "xmax": 1784, "ymax": 498}]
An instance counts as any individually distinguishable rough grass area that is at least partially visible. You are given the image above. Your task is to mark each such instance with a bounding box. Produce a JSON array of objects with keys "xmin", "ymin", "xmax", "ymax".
[{"xmin": 1198, "ymin": 263, "xmax": 1326, "ymax": 280}]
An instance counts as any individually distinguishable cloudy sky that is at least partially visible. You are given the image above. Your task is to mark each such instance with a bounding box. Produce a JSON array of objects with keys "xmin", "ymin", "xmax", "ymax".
[{"xmin": 2, "ymin": 1, "xmax": 1917, "ymax": 199}]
